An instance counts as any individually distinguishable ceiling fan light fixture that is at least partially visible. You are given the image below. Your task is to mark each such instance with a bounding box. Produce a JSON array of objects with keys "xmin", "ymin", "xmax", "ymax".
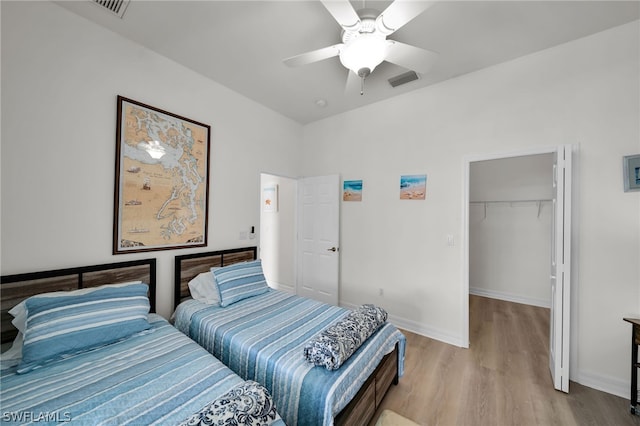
[{"xmin": 339, "ymin": 34, "xmax": 388, "ymax": 76}]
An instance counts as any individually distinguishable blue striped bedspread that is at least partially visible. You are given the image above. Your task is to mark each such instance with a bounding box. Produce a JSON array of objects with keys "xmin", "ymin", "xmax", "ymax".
[
  {"xmin": 174, "ymin": 289, "xmax": 406, "ymax": 426},
  {"xmin": 1, "ymin": 315, "xmax": 284, "ymax": 426}
]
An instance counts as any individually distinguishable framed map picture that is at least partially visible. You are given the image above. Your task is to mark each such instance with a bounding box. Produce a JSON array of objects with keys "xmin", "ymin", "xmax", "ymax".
[{"xmin": 113, "ymin": 96, "xmax": 211, "ymax": 254}]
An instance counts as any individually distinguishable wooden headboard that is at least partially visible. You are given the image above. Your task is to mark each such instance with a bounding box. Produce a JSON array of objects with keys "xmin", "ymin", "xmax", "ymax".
[
  {"xmin": 0, "ymin": 258, "xmax": 156, "ymax": 345},
  {"xmin": 174, "ymin": 246, "xmax": 257, "ymax": 309}
]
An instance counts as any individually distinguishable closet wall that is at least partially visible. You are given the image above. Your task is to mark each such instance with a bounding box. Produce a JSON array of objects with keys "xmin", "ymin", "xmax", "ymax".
[
  {"xmin": 259, "ymin": 173, "xmax": 297, "ymax": 294},
  {"xmin": 469, "ymin": 154, "xmax": 554, "ymax": 307}
]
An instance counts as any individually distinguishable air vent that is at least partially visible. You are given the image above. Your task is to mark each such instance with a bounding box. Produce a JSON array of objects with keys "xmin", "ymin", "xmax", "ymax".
[
  {"xmin": 388, "ymin": 71, "xmax": 420, "ymax": 88},
  {"xmin": 92, "ymin": 0, "xmax": 130, "ymax": 18}
]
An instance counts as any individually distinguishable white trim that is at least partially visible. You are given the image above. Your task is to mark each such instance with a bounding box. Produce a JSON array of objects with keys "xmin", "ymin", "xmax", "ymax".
[
  {"xmin": 268, "ymin": 281, "xmax": 296, "ymax": 294},
  {"xmin": 462, "ymin": 145, "xmax": 570, "ymax": 361},
  {"xmin": 469, "ymin": 287, "xmax": 551, "ymax": 309},
  {"xmin": 574, "ymin": 370, "xmax": 628, "ymax": 399},
  {"xmin": 340, "ymin": 301, "xmax": 466, "ymax": 347}
]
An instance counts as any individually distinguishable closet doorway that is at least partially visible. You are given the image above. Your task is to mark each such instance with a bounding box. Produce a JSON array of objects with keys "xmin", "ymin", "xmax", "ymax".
[
  {"xmin": 259, "ymin": 173, "xmax": 297, "ymax": 294},
  {"xmin": 462, "ymin": 146, "xmax": 572, "ymax": 392},
  {"xmin": 469, "ymin": 154, "xmax": 554, "ymax": 308}
]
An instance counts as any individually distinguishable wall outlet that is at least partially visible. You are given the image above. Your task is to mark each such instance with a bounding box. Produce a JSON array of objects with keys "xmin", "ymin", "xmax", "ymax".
[{"xmin": 378, "ymin": 288, "xmax": 384, "ymax": 296}]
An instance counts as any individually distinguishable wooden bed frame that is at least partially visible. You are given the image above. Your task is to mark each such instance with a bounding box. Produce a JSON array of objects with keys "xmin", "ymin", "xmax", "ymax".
[
  {"xmin": 1, "ymin": 258, "xmax": 156, "ymax": 345},
  {"xmin": 173, "ymin": 246, "xmax": 399, "ymax": 426}
]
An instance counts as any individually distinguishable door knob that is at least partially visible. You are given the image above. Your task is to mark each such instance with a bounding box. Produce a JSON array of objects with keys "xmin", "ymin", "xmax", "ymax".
[{"xmin": 327, "ymin": 247, "xmax": 338, "ymax": 252}]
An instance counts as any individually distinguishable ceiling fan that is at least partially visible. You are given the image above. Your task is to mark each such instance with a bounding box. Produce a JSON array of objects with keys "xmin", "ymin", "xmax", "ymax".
[{"xmin": 283, "ymin": 0, "xmax": 438, "ymax": 94}]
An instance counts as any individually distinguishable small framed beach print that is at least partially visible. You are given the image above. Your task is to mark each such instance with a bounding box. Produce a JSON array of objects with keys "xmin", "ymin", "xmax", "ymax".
[
  {"xmin": 343, "ymin": 180, "xmax": 363, "ymax": 201},
  {"xmin": 263, "ymin": 184, "xmax": 278, "ymax": 212},
  {"xmin": 400, "ymin": 174, "xmax": 427, "ymax": 200},
  {"xmin": 623, "ymin": 154, "xmax": 640, "ymax": 192}
]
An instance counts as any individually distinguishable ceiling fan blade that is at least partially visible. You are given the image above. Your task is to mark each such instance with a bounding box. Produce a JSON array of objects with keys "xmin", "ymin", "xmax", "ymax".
[
  {"xmin": 385, "ymin": 41, "xmax": 438, "ymax": 74},
  {"xmin": 377, "ymin": 0, "xmax": 435, "ymax": 35},
  {"xmin": 283, "ymin": 44, "xmax": 343, "ymax": 67},
  {"xmin": 321, "ymin": 0, "xmax": 361, "ymax": 30}
]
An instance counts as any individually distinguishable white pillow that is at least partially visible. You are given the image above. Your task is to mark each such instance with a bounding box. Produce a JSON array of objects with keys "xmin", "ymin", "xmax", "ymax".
[
  {"xmin": 1, "ymin": 332, "xmax": 23, "ymax": 368},
  {"xmin": 188, "ymin": 272, "xmax": 220, "ymax": 305}
]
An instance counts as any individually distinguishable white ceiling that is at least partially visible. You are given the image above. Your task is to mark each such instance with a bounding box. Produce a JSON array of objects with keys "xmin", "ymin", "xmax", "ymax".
[{"xmin": 56, "ymin": 0, "xmax": 639, "ymax": 124}]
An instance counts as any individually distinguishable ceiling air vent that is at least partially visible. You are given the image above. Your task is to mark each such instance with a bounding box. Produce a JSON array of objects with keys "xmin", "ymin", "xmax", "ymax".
[
  {"xmin": 92, "ymin": 0, "xmax": 130, "ymax": 18},
  {"xmin": 388, "ymin": 70, "xmax": 420, "ymax": 88}
]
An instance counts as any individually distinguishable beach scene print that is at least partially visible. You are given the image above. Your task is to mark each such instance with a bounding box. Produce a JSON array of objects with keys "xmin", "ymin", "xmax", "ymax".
[
  {"xmin": 400, "ymin": 174, "xmax": 427, "ymax": 200},
  {"xmin": 343, "ymin": 180, "xmax": 363, "ymax": 201}
]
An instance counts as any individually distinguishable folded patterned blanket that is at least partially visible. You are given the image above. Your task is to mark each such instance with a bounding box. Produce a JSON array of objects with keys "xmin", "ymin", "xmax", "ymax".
[
  {"xmin": 303, "ymin": 304, "xmax": 388, "ymax": 371},
  {"xmin": 178, "ymin": 380, "xmax": 283, "ymax": 426}
]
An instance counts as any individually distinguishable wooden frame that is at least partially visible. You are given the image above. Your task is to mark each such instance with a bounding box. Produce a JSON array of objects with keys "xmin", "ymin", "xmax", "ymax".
[
  {"xmin": 173, "ymin": 247, "xmax": 399, "ymax": 425},
  {"xmin": 1, "ymin": 258, "xmax": 156, "ymax": 345},
  {"xmin": 113, "ymin": 96, "xmax": 211, "ymax": 254}
]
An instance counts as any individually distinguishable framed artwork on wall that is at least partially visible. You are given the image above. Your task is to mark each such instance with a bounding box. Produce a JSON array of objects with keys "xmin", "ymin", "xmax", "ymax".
[
  {"xmin": 113, "ymin": 96, "xmax": 211, "ymax": 254},
  {"xmin": 623, "ymin": 154, "xmax": 640, "ymax": 192},
  {"xmin": 400, "ymin": 174, "xmax": 427, "ymax": 200},
  {"xmin": 263, "ymin": 184, "xmax": 278, "ymax": 212},
  {"xmin": 343, "ymin": 180, "xmax": 363, "ymax": 201}
]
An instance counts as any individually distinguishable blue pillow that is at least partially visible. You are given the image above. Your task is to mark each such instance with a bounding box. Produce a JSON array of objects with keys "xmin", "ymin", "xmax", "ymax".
[
  {"xmin": 18, "ymin": 283, "xmax": 151, "ymax": 373},
  {"xmin": 213, "ymin": 260, "xmax": 269, "ymax": 307}
]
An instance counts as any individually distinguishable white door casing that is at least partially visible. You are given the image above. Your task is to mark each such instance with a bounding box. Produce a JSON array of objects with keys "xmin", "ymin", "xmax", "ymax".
[
  {"xmin": 549, "ymin": 145, "xmax": 572, "ymax": 392},
  {"xmin": 463, "ymin": 145, "xmax": 573, "ymax": 393},
  {"xmin": 297, "ymin": 175, "xmax": 340, "ymax": 305}
]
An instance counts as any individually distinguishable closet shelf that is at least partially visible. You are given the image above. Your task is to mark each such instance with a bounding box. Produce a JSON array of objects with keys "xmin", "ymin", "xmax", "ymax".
[{"xmin": 470, "ymin": 199, "xmax": 552, "ymax": 220}]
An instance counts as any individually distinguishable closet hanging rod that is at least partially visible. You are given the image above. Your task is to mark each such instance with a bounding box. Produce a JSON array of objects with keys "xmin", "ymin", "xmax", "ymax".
[{"xmin": 470, "ymin": 199, "xmax": 552, "ymax": 220}]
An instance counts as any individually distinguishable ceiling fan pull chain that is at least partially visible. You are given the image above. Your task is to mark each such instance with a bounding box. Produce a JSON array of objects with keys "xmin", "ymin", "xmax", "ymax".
[{"xmin": 360, "ymin": 75, "xmax": 365, "ymax": 95}]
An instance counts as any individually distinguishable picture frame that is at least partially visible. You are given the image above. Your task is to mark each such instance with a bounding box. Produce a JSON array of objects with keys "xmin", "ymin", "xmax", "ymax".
[
  {"xmin": 113, "ymin": 96, "xmax": 211, "ymax": 254},
  {"xmin": 400, "ymin": 174, "xmax": 427, "ymax": 200},
  {"xmin": 263, "ymin": 184, "xmax": 278, "ymax": 212},
  {"xmin": 623, "ymin": 154, "xmax": 640, "ymax": 192},
  {"xmin": 343, "ymin": 180, "xmax": 363, "ymax": 201}
]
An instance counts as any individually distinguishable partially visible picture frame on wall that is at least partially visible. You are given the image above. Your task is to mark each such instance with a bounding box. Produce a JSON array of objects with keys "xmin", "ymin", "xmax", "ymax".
[
  {"xmin": 263, "ymin": 184, "xmax": 278, "ymax": 212},
  {"xmin": 113, "ymin": 96, "xmax": 211, "ymax": 254},
  {"xmin": 623, "ymin": 154, "xmax": 640, "ymax": 192}
]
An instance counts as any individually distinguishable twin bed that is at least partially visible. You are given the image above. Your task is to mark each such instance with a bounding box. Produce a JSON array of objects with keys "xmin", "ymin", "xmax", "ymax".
[
  {"xmin": 0, "ymin": 259, "xmax": 282, "ymax": 425},
  {"xmin": 173, "ymin": 247, "xmax": 406, "ymax": 426},
  {"xmin": 1, "ymin": 247, "xmax": 405, "ymax": 426}
]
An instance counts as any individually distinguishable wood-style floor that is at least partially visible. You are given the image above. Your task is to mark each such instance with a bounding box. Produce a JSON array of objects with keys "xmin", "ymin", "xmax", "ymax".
[{"xmin": 371, "ymin": 295, "xmax": 640, "ymax": 426}]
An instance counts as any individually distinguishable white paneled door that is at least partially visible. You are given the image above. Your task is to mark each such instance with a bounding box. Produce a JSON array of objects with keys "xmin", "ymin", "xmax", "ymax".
[
  {"xmin": 297, "ymin": 175, "xmax": 340, "ymax": 305},
  {"xmin": 549, "ymin": 145, "xmax": 572, "ymax": 392}
]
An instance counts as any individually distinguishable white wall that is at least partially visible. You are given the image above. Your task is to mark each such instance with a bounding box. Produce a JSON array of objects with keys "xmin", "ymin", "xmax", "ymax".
[
  {"xmin": 302, "ymin": 21, "xmax": 640, "ymax": 397},
  {"xmin": 259, "ymin": 173, "xmax": 297, "ymax": 293},
  {"xmin": 0, "ymin": 1, "xmax": 303, "ymax": 318},
  {"xmin": 469, "ymin": 154, "xmax": 553, "ymax": 307}
]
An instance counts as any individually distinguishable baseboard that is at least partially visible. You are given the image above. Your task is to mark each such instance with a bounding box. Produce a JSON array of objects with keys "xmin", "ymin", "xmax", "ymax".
[
  {"xmin": 573, "ymin": 370, "xmax": 628, "ymax": 399},
  {"xmin": 270, "ymin": 281, "xmax": 295, "ymax": 294},
  {"xmin": 340, "ymin": 301, "xmax": 466, "ymax": 347},
  {"xmin": 469, "ymin": 287, "xmax": 551, "ymax": 309}
]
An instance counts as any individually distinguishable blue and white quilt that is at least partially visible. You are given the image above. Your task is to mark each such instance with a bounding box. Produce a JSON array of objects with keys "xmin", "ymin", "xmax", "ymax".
[
  {"xmin": 174, "ymin": 290, "xmax": 406, "ymax": 426},
  {"xmin": 1, "ymin": 315, "xmax": 284, "ymax": 426}
]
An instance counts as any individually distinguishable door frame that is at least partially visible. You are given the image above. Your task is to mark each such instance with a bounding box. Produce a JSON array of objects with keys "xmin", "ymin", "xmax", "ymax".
[{"xmin": 462, "ymin": 146, "xmax": 573, "ymax": 376}]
